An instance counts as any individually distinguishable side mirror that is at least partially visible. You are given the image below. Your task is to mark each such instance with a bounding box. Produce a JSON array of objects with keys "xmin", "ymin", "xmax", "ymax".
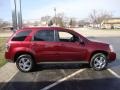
[
  {"xmin": 10, "ymin": 27, "xmax": 13, "ymax": 31},
  {"xmin": 79, "ymin": 39, "xmax": 85, "ymax": 45}
]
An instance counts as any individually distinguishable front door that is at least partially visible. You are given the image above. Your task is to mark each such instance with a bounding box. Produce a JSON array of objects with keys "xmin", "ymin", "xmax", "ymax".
[{"xmin": 55, "ymin": 30, "xmax": 86, "ymax": 61}]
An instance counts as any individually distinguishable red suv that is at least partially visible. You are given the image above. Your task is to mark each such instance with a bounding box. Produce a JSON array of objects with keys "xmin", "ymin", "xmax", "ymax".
[{"xmin": 5, "ymin": 27, "xmax": 116, "ymax": 72}]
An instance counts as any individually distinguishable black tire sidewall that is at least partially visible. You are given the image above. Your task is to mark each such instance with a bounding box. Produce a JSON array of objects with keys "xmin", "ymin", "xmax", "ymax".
[{"xmin": 16, "ymin": 54, "xmax": 34, "ymax": 72}]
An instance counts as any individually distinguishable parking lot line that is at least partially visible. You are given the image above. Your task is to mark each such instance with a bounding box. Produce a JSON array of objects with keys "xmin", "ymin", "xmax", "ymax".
[
  {"xmin": 107, "ymin": 69, "xmax": 120, "ymax": 78},
  {"xmin": 41, "ymin": 69, "xmax": 86, "ymax": 90}
]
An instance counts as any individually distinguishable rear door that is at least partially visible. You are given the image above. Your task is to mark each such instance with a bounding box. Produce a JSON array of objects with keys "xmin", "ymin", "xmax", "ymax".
[{"xmin": 31, "ymin": 30, "xmax": 58, "ymax": 62}]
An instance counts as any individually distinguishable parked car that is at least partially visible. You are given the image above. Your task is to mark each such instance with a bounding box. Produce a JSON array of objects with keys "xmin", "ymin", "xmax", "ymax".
[{"xmin": 5, "ymin": 27, "xmax": 116, "ymax": 72}]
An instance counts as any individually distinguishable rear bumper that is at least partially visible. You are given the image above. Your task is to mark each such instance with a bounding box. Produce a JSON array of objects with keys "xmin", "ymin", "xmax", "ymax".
[
  {"xmin": 5, "ymin": 52, "xmax": 14, "ymax": 62},
  {"xmin": 6, "ymin": 59, "xmax": 14, "ymax": 62},
  {"xmin": 107, "ymin": 52, "xmax": 116, "ymax": 62}
]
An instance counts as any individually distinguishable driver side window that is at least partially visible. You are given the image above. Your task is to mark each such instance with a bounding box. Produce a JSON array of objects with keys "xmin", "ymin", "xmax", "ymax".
[{"xmin": 58, "ymin": 31, "xmax": 79, "ymax": 42}]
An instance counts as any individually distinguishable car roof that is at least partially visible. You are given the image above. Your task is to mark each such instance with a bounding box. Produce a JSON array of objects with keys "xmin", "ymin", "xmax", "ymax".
[{"xmin": 22, "ymin": 26, "xmax": 67, "ymax": 31}]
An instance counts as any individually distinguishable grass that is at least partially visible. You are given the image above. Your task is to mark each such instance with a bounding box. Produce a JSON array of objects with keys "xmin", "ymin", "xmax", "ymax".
[{"xmin": 0, "ymin": 37, "xmax": 8, "ymax": 68}]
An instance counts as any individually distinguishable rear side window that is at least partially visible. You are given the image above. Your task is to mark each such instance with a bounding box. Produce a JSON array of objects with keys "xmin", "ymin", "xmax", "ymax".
[
  {"xmin": 12, "ymin": 30, "xmax": 31, "ymax": 41},
  {"xmin": 33, "ymin": 30, "xmax": 54, "ymax": 41}
]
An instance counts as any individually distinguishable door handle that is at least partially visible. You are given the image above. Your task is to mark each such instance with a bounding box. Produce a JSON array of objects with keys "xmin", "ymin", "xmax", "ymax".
[
  {"xmin": 45, "ymin": 45, "xmax": 49, "ymax": 48},
  {"xmin": 31, "ymin": 43, "xmax": 37, "ymax": 46},
  {"xmin": 61, "ymin": 44, "xmax": 64, "ymax": 46}
]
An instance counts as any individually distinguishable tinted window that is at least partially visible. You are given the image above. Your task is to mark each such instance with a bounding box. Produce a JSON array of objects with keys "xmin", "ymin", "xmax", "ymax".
[
  {"xmin": 34, "ymin": 30, "xmax": 54, "ymax": 41},
  {"xmin": 12, "ymin": 30, "xmax": 31, "ymax": 41}
]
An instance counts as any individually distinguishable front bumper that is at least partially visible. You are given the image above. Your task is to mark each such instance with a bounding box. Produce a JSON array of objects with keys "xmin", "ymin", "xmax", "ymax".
[{"xmin": 107, "ymin": 52, "xmax": 116, "ymax": 62}]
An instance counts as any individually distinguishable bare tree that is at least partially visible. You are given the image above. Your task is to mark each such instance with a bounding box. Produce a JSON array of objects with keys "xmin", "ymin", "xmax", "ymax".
[
  {"xmin": 0, "ymin": 19, "xmax": 10, "ymax": 28},
  {"xmin": 69, "ymin": 18, "xmax": 77, "ymax": 27},
  {"xmin": 48, "ymin": 20, "xmax": 53, "ymax": 26},
  {"xmin": 78, "ymin": 20, "xmax": 90, "ymax": 27},
  {"xmin": 89, "ymin": 10, "xmax": 112, "ymax": 25},
  {"xmin": 41, "ymin": 16, "xmax": 51, "ymax": 24},
  {"xmin": 52, "ymin": 13, "xmax": 65, "ymax": 27},
  {"xmin": 41, "ymin": 16, "xmax": 51, "ymax": 21},
  {"xmin": 89, "ymin": 10, "xmax": 97, "ymax": 24}
]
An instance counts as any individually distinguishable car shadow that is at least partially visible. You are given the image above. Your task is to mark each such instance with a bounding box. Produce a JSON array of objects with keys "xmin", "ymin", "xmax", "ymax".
[
  {"xmin": 32, "ymin": 63, "xmax": 90, "ymax": 72},
  {"xmin": 32, "ymin": 58, "xmax": 120, "ymax": 72}
]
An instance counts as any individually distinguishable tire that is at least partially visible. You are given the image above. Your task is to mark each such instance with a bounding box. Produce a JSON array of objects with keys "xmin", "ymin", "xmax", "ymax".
[
  {"xmin": 16, "ymin": 54, "xmax": 34, "ymax": 72},
  {"xmin": 90, "ymin": 53, "xmax": 107, "ymax": 71}
]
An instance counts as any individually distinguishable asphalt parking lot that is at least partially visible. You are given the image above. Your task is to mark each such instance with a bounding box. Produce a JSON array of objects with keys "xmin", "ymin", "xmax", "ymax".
[{"xmin": 1, "ymin": 37, "xmax": 120, "ymax": 90}]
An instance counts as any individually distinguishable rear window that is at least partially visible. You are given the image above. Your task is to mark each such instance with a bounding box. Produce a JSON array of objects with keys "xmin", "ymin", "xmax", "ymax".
[{"xmin": 12, "ymin": 30, "xmax": 31, "ymax": 41}]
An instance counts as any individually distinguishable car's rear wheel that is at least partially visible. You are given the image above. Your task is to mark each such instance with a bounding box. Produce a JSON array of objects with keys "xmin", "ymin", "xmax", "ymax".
[
  {"xmin": 16, "ymin": 54, "xmax": 34, "ymax": 72},
  {"xmin": 90, "ymin": 53, "xmax": 107, "ymax": 71}
]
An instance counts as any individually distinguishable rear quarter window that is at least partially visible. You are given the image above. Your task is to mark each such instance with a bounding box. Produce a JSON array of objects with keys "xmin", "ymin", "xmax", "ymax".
[{"xmin": 12, "ymin": 30, "xmax": 31, "ymax": 41}]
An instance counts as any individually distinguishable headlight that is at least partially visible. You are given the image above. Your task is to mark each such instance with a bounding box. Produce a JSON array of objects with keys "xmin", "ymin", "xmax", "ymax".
[{"xmin": 109, "ymin": 45, "xmax": 114, "ymax": 52}]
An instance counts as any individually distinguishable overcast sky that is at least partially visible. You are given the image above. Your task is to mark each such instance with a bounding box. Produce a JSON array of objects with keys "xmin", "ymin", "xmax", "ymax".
[{"xmin": 0, "ymin": 0, "xmax": 120, "ymax": 21}]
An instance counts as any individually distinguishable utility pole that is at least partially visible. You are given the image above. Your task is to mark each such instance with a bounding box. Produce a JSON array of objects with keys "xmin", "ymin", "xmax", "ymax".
[
  {"xmin": 10, "ymin": 0, "xmax": 18, "ymax": 30},
  {"xmin": 54, "ymin": 7, "xmax": 57, "ymax": 25},
  {"xmin": 17, "ymin": 0, "xmax": 23, "ymax": 29},
  {"xmin": 10, "ymin": 0, "xmax": 23, "ymax": 30}
]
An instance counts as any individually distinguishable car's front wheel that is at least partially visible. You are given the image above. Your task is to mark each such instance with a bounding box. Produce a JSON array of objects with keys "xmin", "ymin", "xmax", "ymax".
[
  {"xmin": 16, "ymin": 54, "xmax": 34, "ymax": 72},
  {"xmin": 90, "ymin": 53, "xmax": 107, "ymax": 71}
]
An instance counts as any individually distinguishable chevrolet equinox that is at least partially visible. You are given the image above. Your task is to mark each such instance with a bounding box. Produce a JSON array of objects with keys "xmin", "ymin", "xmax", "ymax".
[{"xmin": 5, "ymin": 27, "xmax": 116, "ymax": 72}]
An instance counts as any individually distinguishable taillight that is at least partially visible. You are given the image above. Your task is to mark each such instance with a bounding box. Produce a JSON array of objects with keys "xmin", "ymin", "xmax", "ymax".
[{"xmin": 5, "ymin": 43, "xmax": 10, "ymax": 52}]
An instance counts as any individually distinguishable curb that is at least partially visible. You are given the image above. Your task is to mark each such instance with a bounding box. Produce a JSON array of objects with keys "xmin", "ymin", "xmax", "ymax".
[{"xmin": 0, "ymin": 63, "xmax": 18, "ymax": 89}]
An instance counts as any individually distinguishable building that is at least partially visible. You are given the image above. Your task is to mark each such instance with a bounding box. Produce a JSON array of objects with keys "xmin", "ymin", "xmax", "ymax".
[{"xmin": 101, "ymin": 18, "xmax": 120, "ymax": 29}]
